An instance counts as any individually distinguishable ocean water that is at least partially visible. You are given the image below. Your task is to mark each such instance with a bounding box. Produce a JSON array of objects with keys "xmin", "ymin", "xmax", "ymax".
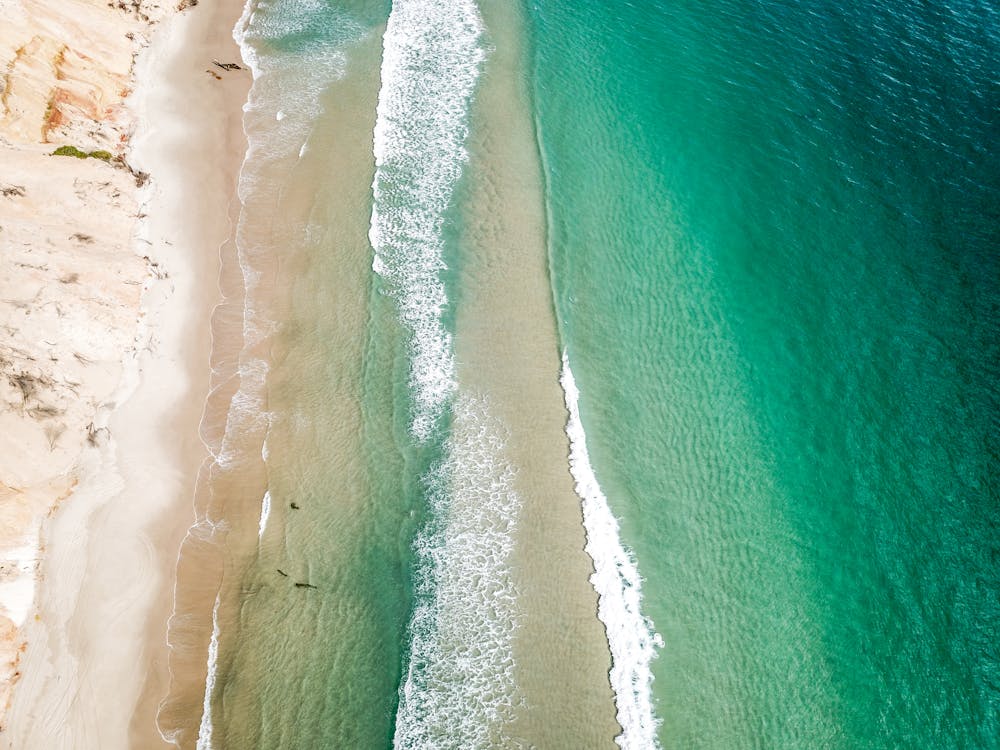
[
  {"xmin": 182, "ymin": 0, "xmax": 999, "ymax": 747},
  {"xmin": 531, "ymin": 0, "xmax": 999, "ymax": 746}
]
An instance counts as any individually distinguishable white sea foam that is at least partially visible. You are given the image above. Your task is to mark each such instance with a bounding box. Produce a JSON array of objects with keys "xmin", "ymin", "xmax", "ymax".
[
  {"xmin": 257, "ymin": 490, "xmax": 271, "ymax": 539},
  {"xmin": 184, "ymin": 2, "xmax": 358, "ymax": 744},
  {"xmin": 368, "ymin": 0, "xmax": 485, "ymax": 440},
  {"xmin": 232, "ymin": 0, "xmax": 257, "ymax": 75},
  {"xmin": 233, "ymin": 0, "xmax": 356, "ymax": 141},
  {"xmin": 394, "ymin": 395, "xmax": 523, "ymax": 749},
  {"xmin": 369, "ymin": 1, "xmax": 524, "ymax": 743},
  {"xmin": 560, "ymin": 352, "xmax": 664, "ymax": 750},
  {"xmin": 230, "ymin": 0, "xmax": 360, "ymax": 365},
  {"xmin": 195, "ymin": 594, "xmax": 223, "ymax": 750}
]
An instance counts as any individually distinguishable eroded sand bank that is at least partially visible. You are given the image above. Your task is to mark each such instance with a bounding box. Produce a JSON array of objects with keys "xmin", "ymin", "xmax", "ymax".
[{"xmin": 0, "ymin": 0, "xmax": 249, "ymax": 745}]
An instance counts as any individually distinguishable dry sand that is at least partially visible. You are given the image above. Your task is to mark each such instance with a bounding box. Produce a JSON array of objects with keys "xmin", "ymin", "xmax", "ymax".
[{"xmin": 0, "ymin": 0, "xmax": 249, "ymax": 746}]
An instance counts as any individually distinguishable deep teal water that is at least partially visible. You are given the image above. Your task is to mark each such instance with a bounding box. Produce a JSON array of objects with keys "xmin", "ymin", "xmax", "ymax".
[{"xmin": 530, "ymin": 0, "xmax": 999, "ymax": 746}]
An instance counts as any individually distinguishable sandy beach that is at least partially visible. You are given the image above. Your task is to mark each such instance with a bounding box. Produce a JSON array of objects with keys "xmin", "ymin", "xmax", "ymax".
[{"xmin": 0, "ymin": 0, "xmax": 248, "ymax": 746}]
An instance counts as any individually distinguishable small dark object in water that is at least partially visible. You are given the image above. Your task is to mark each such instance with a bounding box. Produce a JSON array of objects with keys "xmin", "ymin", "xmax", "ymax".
[
  {"xmin": 294, "ymin": 582, "xmax": 317, "ymax": 589},
  {"xmin": 290, "ymin": 502, "xmax": 300, "ymax": 510},
  {"xmin": 276, "ymin": 569, "xmax": 288, "ymax": 577}
]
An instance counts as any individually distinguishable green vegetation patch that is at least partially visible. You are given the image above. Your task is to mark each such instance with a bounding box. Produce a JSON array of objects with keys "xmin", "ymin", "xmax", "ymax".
[
  {"xmin": 52, "ymin": 145, "xmax": 89, "ymax": 158},
  {"xmin": 51, "ymin": 146, "xmax": 115, "ymax": 161}
]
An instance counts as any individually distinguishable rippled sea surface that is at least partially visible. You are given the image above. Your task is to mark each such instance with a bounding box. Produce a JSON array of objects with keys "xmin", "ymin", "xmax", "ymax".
[{"xmin": 532, "ymin": 0, "xmax": 999, "ymax": 745}]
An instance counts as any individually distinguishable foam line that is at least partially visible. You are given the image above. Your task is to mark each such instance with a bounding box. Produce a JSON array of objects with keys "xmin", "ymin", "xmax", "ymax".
[
  {"xmin": 560, "ymin": 351, "xmax": 664, "ymax": 749},
  {"xmin": 195, "ymin": 594, "xmax": 223, "ymax": 750},
  {"xmin": 257, "ymin": 489, "xmax": 271, "ymax": 539},
  {"xmin": 393, "ymin": 395, "xmax": 522, "ymax": 749},
  {"xmin": 368, "ymin": 0, "xmax": 528, "ymax": 744},
  {"xmin": 368, "ymin": 0, "xmax": 485, "ymax": 440}
]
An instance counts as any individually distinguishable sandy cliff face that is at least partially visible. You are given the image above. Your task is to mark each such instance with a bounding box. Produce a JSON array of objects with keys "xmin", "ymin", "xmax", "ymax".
[
  {"xmin": 0, "ymin": 0, "xmax": 168, "ymax": 726},
  {"xmin": 0, "ymin": 0, "xmax": 153, "ymax": 145}
]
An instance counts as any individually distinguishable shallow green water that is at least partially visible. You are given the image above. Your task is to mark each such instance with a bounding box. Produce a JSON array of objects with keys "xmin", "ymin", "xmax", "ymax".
[{"xmin": 211, "ymin": 1, "xmax": 414, "ymax": 746}]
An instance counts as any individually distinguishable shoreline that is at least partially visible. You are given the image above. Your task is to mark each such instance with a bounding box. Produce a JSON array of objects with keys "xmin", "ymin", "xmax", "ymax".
[
  {"xmin": 1, "ymin": 0, "xmax": 250, "ymax": 746},
  {"xmin": 2, "ymin": 1, "xmax": 624, "ymax": 745},
  {"xmin": 127, "ymin": 1, "xmax": 251, "ymax": 745}
]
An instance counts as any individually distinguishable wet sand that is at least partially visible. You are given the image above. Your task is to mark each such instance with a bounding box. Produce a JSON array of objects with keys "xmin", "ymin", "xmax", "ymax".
[{"xmin": 454, "ymin": 0, "xmax": 620, "ymax": 745}]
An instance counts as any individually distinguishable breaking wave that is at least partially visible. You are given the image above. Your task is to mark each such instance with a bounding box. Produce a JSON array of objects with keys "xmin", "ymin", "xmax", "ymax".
[{"xmin": 560, "ymin": 351, "xmax": 663, "ymax": 749}]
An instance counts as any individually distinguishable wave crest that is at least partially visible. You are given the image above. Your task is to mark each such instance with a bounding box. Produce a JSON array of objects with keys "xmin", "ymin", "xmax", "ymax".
[
  {"xmin": 368, "ymin": 0, "xmax": 485, "ymax": 440},
  {"xmin": 560, "ymin": 351, "xmax": 663, "ymax": 749}
]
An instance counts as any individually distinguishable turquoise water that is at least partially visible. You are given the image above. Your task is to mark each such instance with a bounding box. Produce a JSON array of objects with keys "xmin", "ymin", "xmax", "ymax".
[
  {"xmin": 531, "ymin": 0, "xmax": 999, "ymax": 746},
  {"xmin": 203, "ymin": 0, "xmax": 998, "ymax": 746}
]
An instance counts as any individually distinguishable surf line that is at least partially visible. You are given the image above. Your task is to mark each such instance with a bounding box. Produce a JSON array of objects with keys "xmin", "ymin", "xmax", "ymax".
[
  {"xmin": 393, "ymin": 394, "xmax": 523, "ymax": 748},
  {"xmin": 194, "ymin": 593, "xmax": 223, "ymax": 750},
  {"xmin": 560, "ymin": 351, "xmax": 664, "ymax": 749},
  {"xmin": 367, "ymin": 0, "xmax": 526, "ymax": 747},
  {"xmin": 368, "ymin": 0, "xmax": 487, "ymax": 440}
]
